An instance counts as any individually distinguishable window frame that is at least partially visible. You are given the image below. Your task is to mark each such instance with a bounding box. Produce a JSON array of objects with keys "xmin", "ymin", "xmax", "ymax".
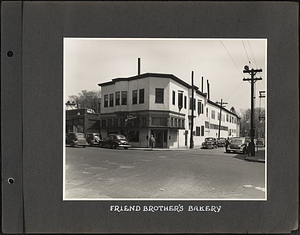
[{"xmin": 155, "ymin": 88, "xmax": 164, "ymax": 104}]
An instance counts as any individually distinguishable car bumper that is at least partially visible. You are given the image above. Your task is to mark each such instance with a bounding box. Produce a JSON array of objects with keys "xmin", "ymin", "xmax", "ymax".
[{"xmin": 118, "ymin": 144, "xmax": 131, "ymax": 148}]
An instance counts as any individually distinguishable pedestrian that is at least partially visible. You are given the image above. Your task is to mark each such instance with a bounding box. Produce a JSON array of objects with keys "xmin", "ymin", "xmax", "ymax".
[
  {"xmin": 149, "ymin": 135, "xmax": 155, "ymax": 150},
  {"xmin": 225, "ymin": 137, "xmax": 230, "ymax": 152}
]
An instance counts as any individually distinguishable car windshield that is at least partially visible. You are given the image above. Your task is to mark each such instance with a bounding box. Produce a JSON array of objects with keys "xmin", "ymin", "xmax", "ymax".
[
  {"xmin": 114, "ymin": 135, "xmax": 126, "ymax": 140},
  {"xmin": 232, "ymin": 139, "xmax": 243, "ymax": 144},
  {"xmin": 205, "ymin": 138, "xmax": 214, "ymax": 141}
]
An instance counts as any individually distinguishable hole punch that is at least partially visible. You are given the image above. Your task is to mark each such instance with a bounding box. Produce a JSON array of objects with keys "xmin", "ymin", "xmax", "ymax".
[
  {"xmin": 7, "ymin": 51, "xmax": 14, "ymax": 57},
  {"xmin": 7, "ymin": 178, "xmax": 15, "ymax": 184}
]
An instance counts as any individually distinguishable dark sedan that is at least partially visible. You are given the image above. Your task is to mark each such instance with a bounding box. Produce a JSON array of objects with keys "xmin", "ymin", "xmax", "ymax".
[
  {"xmin": 201, "ymin": 137, "xmax": 218, "ymax": 149},
  {"xmin": 100, "ymin": 134, "xmax": 131, "ymax": 149}
]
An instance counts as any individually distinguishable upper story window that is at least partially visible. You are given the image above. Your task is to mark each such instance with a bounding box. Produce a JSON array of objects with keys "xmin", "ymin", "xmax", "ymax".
[
  {"xmin": 115, "ymin": 91, "xmax": 120, "ymax": 106},
  {"xmin": 184, "ymin": 96, "xmax": 187, "ymax": 109},
  {"xmin": 226, "ymin": 114, "xmax": 229, "ymax": 122},
  {"xmin": 104, "ymin": 94, "xmax": 108, "ymax": 108},
  {"xmin": 172, "ymin": 91, "xmax": 176, "ymax": 105},
  {"xmin": 211, "ymin": 110, "xmax": 215, "ymax": 119},
  {"xmin": 155, "ymin": 88, "xmax": 164, "ymax": 103},
  {"xmin": 198, "ymin": 101, "xmax": 203, "ymax": 115},
  {"xmin": 189, "ymin": 98, "xmax": 196, "ymax": 110},
  {"xmin": 178, "ymin": 92, "xmax": 183, "ymax": 109},
  {"xmin": 109, "ymin": 94, "xmax": 114, "ymax": 107},
  {"xmin": 132, "ymin": 90, "xmax": 138, "ymax": 105},
  {"xmin": 139, "ymin": 89, "xmax": 144, "ymax": 104},
  {"xmin": 206, "ymin": 108, "xmax": 208, "ymax": 117},
  {"xmin": 122, "ymin": 91, "xmax": 127, "ymax": 105}
]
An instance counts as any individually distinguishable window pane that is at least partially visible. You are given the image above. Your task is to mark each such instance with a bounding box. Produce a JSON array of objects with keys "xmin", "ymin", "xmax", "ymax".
[
  {"xmin": 115, "ymin": 91, "xmax": 120, "ymax": 105},
  {"xmin": 104, "ymin": 95, "xmax": 108, "ymax": 107},
  {"xmin": 139, "ymin": 89, "xmax": 144, "ymax": 104},
  {"xmin": 155, "ymin": 88, "xmax": 164, "ymax": 103},
  {"xmin": 109, "ymin": 94, "xmax": 114, "ymax": 107},
  {"xmin": 132, "ymin": 90, "xmax": 137, "ymax": 104},
  {"xmin": 122, "ymin": 91, "xmax": 127, "ymax": 105},
  {"xmin": 172, "ymin": 91, "xmax": 175, "ymax": 105}
]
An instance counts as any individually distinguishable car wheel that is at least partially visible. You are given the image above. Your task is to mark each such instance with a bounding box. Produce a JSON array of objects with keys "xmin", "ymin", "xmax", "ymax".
[
  {"xmin": 124, "ymin": 147, "xmax": 128, "ymax": 150},
  {"xmin": 111, "ymin": 143, "xmax": 117, "ymax": 149},
  {"xmin": 70, "ymin": 142, "xmax": 75, "ymax": 147},
  {"xmin": 82, "ymin": 146, "xmax": 86, "ymax": 148}
]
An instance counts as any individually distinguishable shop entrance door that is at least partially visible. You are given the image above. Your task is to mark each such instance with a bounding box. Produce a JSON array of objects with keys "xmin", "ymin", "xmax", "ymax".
[{"xmin": 151, "ymin": 130, "xmax": 164, "ymax": 148}]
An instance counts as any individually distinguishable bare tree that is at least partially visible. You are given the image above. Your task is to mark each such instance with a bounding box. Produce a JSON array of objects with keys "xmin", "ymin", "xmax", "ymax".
[{"xmin": 69, "ymin": 90, "xmax": 101, "ymax": 112}]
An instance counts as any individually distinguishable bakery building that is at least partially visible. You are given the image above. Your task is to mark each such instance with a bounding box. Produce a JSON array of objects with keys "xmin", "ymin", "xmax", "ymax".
[{"xmin": 98, "ymin": 73, "xmax": 240, "ymax": 148}]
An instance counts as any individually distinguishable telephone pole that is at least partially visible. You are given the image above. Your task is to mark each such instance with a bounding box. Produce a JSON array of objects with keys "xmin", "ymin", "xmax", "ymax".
[
  {"xmin": 216, "ymin": 99, "xmax": 228, "ymax": 139},
  {"xmin": 190, "ymin": 71, "xmax": 194, "ymax": 149},
  {"xmin": 243, "ymin": 66, "xmax": 262, "ymax": 156}
]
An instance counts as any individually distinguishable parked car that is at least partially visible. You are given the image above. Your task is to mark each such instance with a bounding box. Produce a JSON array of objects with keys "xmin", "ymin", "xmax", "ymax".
[
  {"xmin": 201, "ymin": 137, "xmax": 218, "ymax": 149},
  {"xmin": 100, "ymin": 134, "xmax": 131, "ymax": 149},
  {"xmin": 217, "ymin": 137, "xmax": 226, "ymax": 147},
  {"xmin": 226, "ymin": 137, "xmax": 250, "ymax": 153},
  {"xmin": 256, "ymin": 138, "xmax": 265, "ymax": 147},
  {"xmin": 66, "ymin": 132, "xmax": 88, "ymax": 147},
  {"xmin": 86, "ymin": 133, "xmax": 101, "ymax": 146}
]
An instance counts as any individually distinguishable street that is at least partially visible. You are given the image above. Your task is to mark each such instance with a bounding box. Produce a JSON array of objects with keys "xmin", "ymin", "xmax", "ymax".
[{"xmin": 65, "ymin": 147, "xmax": 265, "ymax": 200}]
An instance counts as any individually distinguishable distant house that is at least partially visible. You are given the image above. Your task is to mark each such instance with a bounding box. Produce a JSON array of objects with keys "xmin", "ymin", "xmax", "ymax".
[
  {"xmin": 98, "ymin": 73, "xmax": 240, "ymax": 148},
  {"xmin": 66, "ymin": 108, "xmax": 101, "ymax": 135}
]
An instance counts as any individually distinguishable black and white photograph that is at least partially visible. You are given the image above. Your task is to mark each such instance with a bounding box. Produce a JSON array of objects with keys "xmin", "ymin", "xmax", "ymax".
[{"xmin": 63, "ymin": 38, "xmax": 267, "ymax": 200}]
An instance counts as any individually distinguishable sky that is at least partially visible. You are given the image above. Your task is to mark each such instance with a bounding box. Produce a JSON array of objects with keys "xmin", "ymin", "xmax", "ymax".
[{"xmin": 64, "ymin": 38, "xmax": 266, "ymax": 114}]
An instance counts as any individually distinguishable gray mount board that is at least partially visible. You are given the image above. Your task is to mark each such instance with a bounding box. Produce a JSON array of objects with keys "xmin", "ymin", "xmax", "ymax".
[{"xmin": 1, "ymin": 1, "xmax": 299, "ymax": 234}]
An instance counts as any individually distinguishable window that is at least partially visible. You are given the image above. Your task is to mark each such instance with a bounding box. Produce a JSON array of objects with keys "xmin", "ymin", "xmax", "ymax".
[
  {"xmin": 122, "ymin": 91, "xmax": 127, "ymax": 105},
  {"xmin": 172, "ymin": 91, "xmax": 176, "ymax": 105},
  {"xmin": 189, "ymin": 98, "xmax": 196, "ymax": 110},
  {"xmin": 178, "ymin": 92, "xmax": 183, "ymax": 108},
  {"xmin": 218, "ymin": 112, "xmax": 220, "ymax": 120},
  {"xmin": 127, "ymin": 130, "xmax": 139, "ymax": 142},
  {"xmin": 107, "ymin": 119, "xmax": 112, "ymax": 126},
  {"xmin": 115, "ymin": 91, "xmax": 120, "ymax": 105},
  {"xmin": 104, "ymin": 95, "xmax": 108, "ymax": 107},
  {"xmin": 201, "ymin": 126, "xmax": 204, "ymax": 136},
  {"xmin": 184, "ymin": 96, "xmax": 187, "ymax": 109},
  {"xmin": 109, "ymin": 94, "xmax": 114, "ymax": 107},
  {"xmin": 197, "ymin": 101, "xmax": 203, "ymax": 115},
  {"xmin": 113, "ymin": 119, "xmax": 118, "ymax": 126},
  {"xmin": 155, "ymin": 88, "xmax": 164, "ymax": 103},
  {"xmin": 206, "ymin": 108, "xmax": 208, "ymax": 117},
  {"xmin": 132, "ymin": 90, "xmax": 138, "ymax": 105},
  {"xmin": 139, "ymin": 89, "xmax": 144, "ymax": 104},
  {"xmin": 101, "ymin": 119, "xmax": 106, "ymax": 127},
  {"xmin": 226, "ymin": 114, "xmax": 229, "ymax": 122},
  {"xmin": 211, "ymin": 110, "xmax": 215, "ymax": 119},
  {"xmin": 196, "ymin": 126, "xmax": 201, "ymax": 136}
]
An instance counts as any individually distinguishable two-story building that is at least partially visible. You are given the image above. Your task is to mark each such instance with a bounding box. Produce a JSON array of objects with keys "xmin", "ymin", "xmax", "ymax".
[{"xmin": 98, "ymin": 73, "xmax": 240, "ymax": 148}]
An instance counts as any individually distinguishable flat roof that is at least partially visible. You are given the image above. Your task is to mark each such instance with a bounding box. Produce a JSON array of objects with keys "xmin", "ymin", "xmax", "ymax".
[{"xmin": 98, "ymin": 73, "xmax": 207, "ymax": 97}]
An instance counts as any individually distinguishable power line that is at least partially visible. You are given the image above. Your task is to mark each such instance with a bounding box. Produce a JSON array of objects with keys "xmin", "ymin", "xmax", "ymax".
[
  {"xmin": 247, "ymin": 40, "xmax": 258, "ymax": 68},
  {"xmin": 220, "ymin": 40, "xmax": 243, "ymax": 76},
  {"xmin": 230, "ymin": 89, "xmax": 250, "ymax": 105},
  {"xmin": 225, "ymin": 81, "xmax": 243, "ymax": 100},
  {"xmin": 242, "ymin": 40, "xmax": 251, "ymax": 65}
]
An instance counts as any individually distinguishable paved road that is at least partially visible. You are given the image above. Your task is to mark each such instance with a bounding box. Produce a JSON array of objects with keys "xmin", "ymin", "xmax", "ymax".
[{"xmin": 65, "ymin": 147, "xmax": 266, "ymax": 200}]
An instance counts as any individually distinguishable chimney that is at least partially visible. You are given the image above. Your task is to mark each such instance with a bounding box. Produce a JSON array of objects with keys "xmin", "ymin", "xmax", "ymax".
[
  {"xmin": 207, "ymin": 80, "xmax": 210, "ymax": 100},
  {"xmin": 138, "ymin": 58, "xmax": 141, "ymax": 75},
  {"xmin": 201, "ymin": 76, "xmax": 204, "ymax": 93}
]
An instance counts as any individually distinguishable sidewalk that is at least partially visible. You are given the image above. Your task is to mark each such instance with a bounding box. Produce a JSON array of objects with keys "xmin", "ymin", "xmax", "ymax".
[
  {"xmin": 245, "ymin": 149, "xmax": 265, "ymax": 163},
  {"xmin": 129, "ymin": 147, "xmax": 190, "ymax": 151}
]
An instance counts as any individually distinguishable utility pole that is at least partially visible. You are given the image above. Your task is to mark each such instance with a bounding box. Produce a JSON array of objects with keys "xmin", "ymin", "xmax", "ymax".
[
  {"xmin": 190, "ymin": 71, "xmax": 194, "ymax": 149},
  {"xmin": 243, "ymin": 66, "xmax": 262, "ymax": 156},
  {"xmin": 258, "ymin": 91, "xmax": 266, "ymax": 121},
  {"xmin": 216, "ymin": 99, "xmax": 228, "ymax": 139}
]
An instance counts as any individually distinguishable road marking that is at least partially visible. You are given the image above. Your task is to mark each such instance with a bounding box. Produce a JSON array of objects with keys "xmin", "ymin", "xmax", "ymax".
[
  {"xmin": 243, "ymin": 185, "xmax": 265, "ymax": 192},
  {"xmin": 119, "ymin": 165, "xmax": 135, "ymax": 169},
  {"xmin": 255, "ymin": 187, "xmax": 265, "ymax": 192},
  {"xmin": 158, "ymin": 156, "xmax": 167, "ymax": 158}
]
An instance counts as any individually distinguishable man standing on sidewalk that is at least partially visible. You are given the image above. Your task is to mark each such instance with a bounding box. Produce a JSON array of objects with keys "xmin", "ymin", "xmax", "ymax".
[{"xmin": 149, "ymin": 135, "xmax": 155, "ymax": 150}]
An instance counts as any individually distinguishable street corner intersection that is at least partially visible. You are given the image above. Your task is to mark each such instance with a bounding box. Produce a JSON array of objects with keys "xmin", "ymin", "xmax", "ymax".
[{"xmin": 64, "ymin": 146, "xmax": 265, "ymax": 200}]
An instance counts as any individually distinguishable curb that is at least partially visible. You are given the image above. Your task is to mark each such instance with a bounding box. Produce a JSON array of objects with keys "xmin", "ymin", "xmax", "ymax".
[{"xmin": 245, "ymin": 156, "xmax": 265, "ymax": 163}]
